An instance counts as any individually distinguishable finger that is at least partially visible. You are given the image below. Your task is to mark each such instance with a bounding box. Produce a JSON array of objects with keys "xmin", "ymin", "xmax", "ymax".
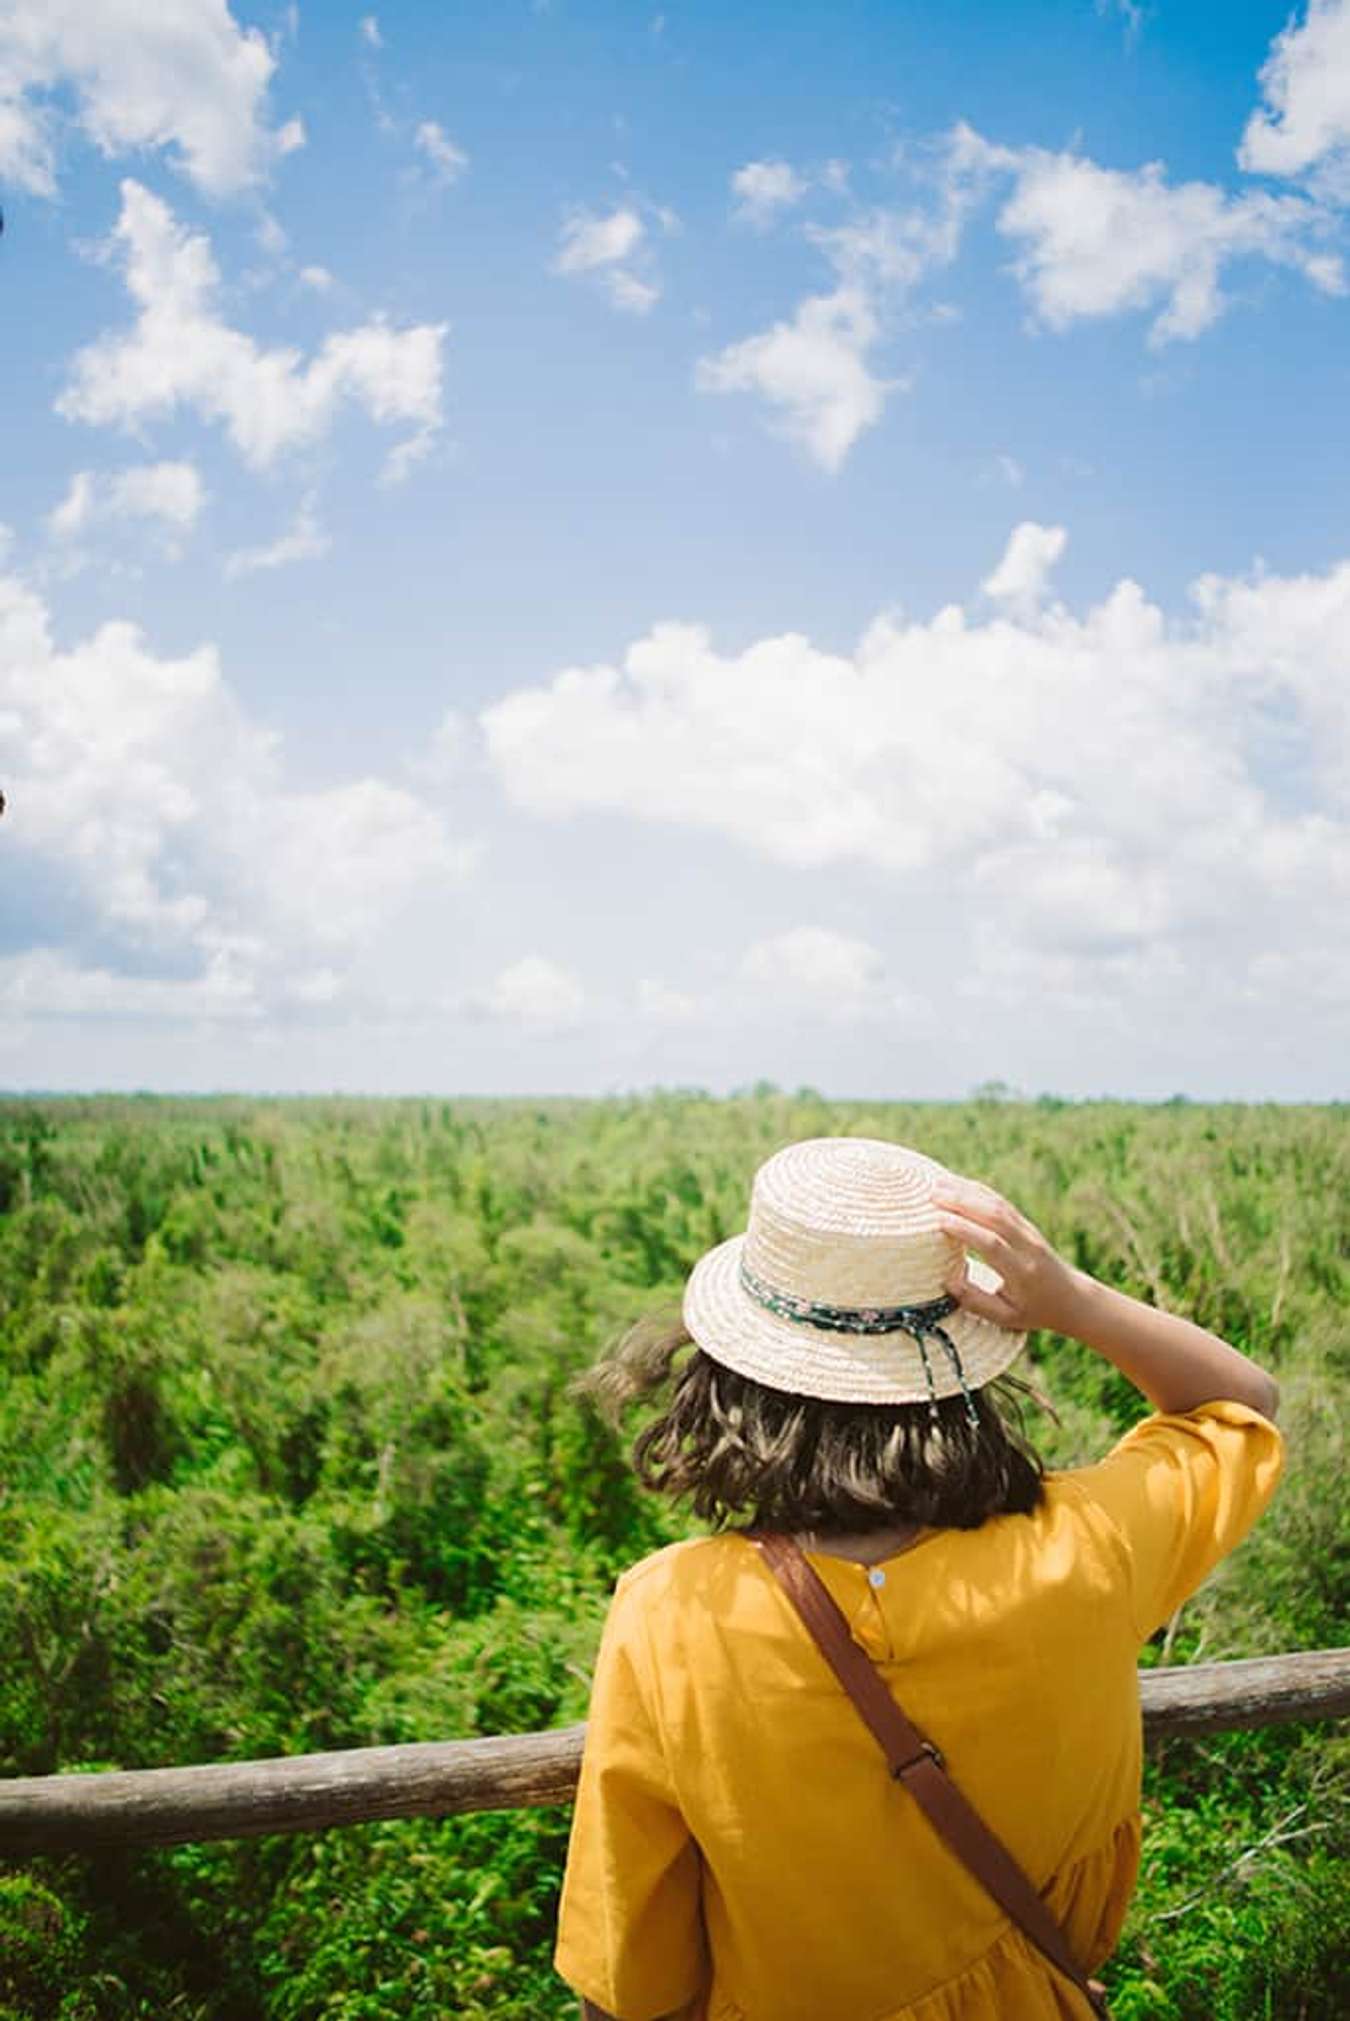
[
  {"xmin": 932, "ymin": 1207, "xmax": 1014, "ymax": 1272},
  {"xmin": 928, "ymin": 1173, "xmax": 1021, "ymax": 1236},
  {"xmin": 945, "ymin": 1265, "xmax": 1020, "ymax": 1329}
]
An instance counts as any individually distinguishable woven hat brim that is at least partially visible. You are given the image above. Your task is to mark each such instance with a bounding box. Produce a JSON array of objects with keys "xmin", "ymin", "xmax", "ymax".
[{"xmin": 681, "ymin": 1234, "xmax": 1026, "ymax": 1405}]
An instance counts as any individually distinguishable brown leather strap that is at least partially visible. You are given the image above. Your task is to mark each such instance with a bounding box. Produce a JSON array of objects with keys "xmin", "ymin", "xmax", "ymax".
[{"xmin": 753, "ymin": 1532, "xmax": 1110, "ymax": 2018}]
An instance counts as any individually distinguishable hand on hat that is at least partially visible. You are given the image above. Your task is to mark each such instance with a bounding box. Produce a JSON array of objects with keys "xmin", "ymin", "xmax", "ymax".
[{"xmin": 930, "ymin": 1178, "xmax": 1087, "ymax": 1340}]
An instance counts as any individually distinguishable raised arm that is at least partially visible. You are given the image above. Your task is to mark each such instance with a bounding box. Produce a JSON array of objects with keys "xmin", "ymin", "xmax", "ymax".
[{"xmin": 930, "ymin": 1176, "xmax": 1280, "ymax": 1423}]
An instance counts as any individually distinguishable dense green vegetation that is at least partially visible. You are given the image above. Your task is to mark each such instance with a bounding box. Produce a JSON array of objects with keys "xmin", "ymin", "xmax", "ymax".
[{"xmin": 0, "ymin": 1093, "xmax": 1344, "ymax": 2020}]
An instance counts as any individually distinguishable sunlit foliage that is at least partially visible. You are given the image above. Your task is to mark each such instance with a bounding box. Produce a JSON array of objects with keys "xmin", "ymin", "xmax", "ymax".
[{"xmin": 0, "ymin": 1093, "xmax": 1344, "ymax": 2017}]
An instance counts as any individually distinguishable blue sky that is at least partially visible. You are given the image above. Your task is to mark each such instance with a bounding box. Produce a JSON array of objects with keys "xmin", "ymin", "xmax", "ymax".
[{"xmin": 2, "ymin": 0, "xmax": 1349, "ymax": 1097}]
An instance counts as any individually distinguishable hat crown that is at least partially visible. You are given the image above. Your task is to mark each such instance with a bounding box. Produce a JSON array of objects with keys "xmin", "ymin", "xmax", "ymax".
[{"xmin": 743, "ymin": 1137, "xmax": 955, "ymax": 1309}]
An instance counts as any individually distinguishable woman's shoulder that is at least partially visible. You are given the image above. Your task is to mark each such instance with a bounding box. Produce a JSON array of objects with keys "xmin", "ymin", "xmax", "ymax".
[
  {"xmin": 1047, "ymin": 1398, "xmax": 1285, "ymax": 1516},
  {"xmin": 614, "ymin": 1532, "xmax": 750, "ymax": 1607}
]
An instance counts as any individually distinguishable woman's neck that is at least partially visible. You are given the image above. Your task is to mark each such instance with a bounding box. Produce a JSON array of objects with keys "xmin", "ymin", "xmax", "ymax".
[{"xmin": 790, "ymin": 1517, "xmax": 928, "ymax": 1566}]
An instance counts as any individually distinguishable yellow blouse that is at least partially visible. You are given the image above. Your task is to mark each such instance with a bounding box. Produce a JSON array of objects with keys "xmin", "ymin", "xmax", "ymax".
[{"xmin": 554, "ymin": 1399, "xmax": 1285, "ymax": 2021}]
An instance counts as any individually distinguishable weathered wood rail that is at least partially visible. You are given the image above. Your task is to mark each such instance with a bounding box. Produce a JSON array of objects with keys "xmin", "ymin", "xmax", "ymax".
[{"xmin": 2, "ymin": 1649, "xmax": 1346, "ymax": 1858}]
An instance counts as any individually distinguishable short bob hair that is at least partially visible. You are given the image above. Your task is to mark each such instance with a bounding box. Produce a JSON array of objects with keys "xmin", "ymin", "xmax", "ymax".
[{"xmin": 575, "ymin": 1307, "xmax": 1052, "ymax": 1536}]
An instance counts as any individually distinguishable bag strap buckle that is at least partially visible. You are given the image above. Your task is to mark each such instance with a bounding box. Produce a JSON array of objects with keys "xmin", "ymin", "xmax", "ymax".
[{"xmin": 893, "ymin": 1739, "xmax": 944, "ymax": 1778}]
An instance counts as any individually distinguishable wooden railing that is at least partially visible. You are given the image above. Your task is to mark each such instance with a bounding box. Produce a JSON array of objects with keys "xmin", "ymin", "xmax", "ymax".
[{"xmin": 2, "ymin": 1649, "xmax": 1346, "ymax": 1858}]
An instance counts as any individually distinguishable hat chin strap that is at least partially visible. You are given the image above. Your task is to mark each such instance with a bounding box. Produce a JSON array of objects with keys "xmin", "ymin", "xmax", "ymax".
[{"xmin": 736, "ymin": 1259, "xmax": 980, "ymax": 1428}]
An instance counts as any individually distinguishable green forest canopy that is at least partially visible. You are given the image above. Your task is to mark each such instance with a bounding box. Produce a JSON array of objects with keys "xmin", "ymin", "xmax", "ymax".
[{"xmin": 0, "ymin": 1094, "xmax": 1345, "ymax": 2019}]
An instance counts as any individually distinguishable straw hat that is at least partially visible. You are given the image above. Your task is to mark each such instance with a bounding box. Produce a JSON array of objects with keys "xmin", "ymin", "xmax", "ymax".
[{"xmin": 681, "ymin": 1136, "xmax": 1025, "ymax": 1412}]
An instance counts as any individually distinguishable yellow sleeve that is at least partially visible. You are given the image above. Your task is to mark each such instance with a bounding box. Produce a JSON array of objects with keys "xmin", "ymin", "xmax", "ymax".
[
  {"xmin": 1073, "ymin": 1398, "xmax": 1285, "ymax": 1642},
  {"xmin": 554, "ymin": 1571, "xmax": 706, "ymax": 2021}
]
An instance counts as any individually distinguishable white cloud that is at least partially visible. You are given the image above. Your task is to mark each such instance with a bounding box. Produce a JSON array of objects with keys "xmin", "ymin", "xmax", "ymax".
[
  {"xmin": 703, "ymin": 116, "xmax": 1348, "ymax": 470},
  {"xmin": 0, "ymin": 79, "xmax": 53, "ymax": 192},
  {"xmin": 741, "ymin": 926, "xmax": 884, "ymax": 1000},
  {"xmin": 0, "ymin": 946, "xmax": 262, "ymax": 1022},
  {"xmin": 1240, "ymin": 0, "xmax": 1350, "ymax": 183},
  {"xmin": 0, "ymin": 0, "xmax": 302, "ymax": 198},
  {"xmin": 696, "ymin": 286, "xmax": 894, "ymax": 473},
  {"xmin": 479, "ymin": 541, "xmax": 1350, "ymax": 1012},
  {"xmin": 735, "ymin": 925, "xmax": 927, "ymax": 1029},
  {"xmin": 0, "ymin": 560, "xmax": 474, "ymax": 1020},
  {"xmin": 47, "ymin": 460, "xmax": 204, "ymax": 543},
  {"xmin": 982, "ymin": 520, "xmax": 1067, "ymax": 612},
  {"xmin": 57, "ymin": 181, "xmax": 447, "ymax": 476},
  {"xmin": 698, "ymin": 128, "xmax": 990, "ymax": 469},
  {"xmin": 482, "ymin": 956, "xmax": 586, "ymax": 1029},
  {"xmin": 605, "ymin": 269, "xmax": 661, "ymax": 314},
  {"xmin": 255, "ymin": 208, "xmax": 288, "ymax": 258},
  {"xmin": 979, "ymin": 130, "xmax": 1346, "ymax": 344},
  {"xmin": 359, "ymin": 15, "xmax": 384, "ymax": 50},
  {"xmin": 298, "ymin": 263, "xmax": 334, "ymax": 292},
  {"xmin": 555, "ymin": 206, "xmax": 644, "ymax": 272},
  {"xmin": 804, "ymin": 181, "xmax": 983, "ymax": 292},
  {"xmin": 224, "ymin": 493, "xmax": 328, "ymax": 578},
  {"xmin": 731, "ymin": 158, "xmax": 809, "ymax": 227},
  {"xmin": 263, "ymin": 779, "xmax": 473, "ymax": 949},
  {"xmin": 414, "ymin": 119, "xmax": 468, "ymax": 185},
  {"xmin": 552, "ymin": 205, "xmax": 661, "ymax": 313},
  {"xmin": 1186, "ymin": 558, "xmax": 1350, "ymax": 808},
  {"xmin": 969, "ymin": 836, "xmax": 1180, "ymax": 962}
]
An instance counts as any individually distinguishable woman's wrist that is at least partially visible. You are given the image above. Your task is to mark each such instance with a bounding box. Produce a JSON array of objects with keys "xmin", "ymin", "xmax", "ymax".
[
  {"xmin": 1054, "ymin": 1267, "xmax": 1126, "ymax": 1348},
  {"xmin": 1036, "ymin": 1260, "xmax": 1102, "ymax": 1343}
]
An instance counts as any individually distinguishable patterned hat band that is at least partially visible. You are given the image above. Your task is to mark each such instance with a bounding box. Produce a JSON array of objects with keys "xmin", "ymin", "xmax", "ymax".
[{"xmin": 736, "ymin": 1259, "xmax": 980, "ymax": 1428}]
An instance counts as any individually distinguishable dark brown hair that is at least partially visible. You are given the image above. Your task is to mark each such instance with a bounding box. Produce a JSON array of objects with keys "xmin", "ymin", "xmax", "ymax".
[{"xmin": 574, "ymin": 1307, "xmax": 1052, "ymax": 1537}]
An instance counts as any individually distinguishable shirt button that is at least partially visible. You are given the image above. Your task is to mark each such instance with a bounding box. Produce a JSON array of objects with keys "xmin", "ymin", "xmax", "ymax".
[{"xmin": 868, "ymin": 1567, "xmax": 886, "ymax": 1589}]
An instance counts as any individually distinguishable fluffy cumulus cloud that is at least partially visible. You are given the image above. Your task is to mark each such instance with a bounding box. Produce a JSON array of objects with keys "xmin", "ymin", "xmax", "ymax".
[
  {"xmin": 47, "ymin": 460, "xmax": 204, "ymax": 544},
  {"xmin": 740, "ymin": 925, "xmax": 896, "ymax": 1007},
  {"xmin": 698, "ymin": 127, "xmax": 998, "ymax": 470},
  {"xmin": 480, "ymin": 531, "xmax": 1350, "ymax": 1015},
  {"xmin": 478, "ymin": 956, "xmax": 586, "ymax": 1030},
  {"xmin": 730, "ymin": 158, "xmax": 810, "ymax": 227},
  {"xmin": 981, "ymin": 520, "xmax": 1067, "ymax": 612},
  {"xmin": 0, "ymin": 947, "xmax": 264, "ymax": 1024},
  {"xmin": 1239, "ymin": 0, "xmax": 1350, "ymax": 185},
  {"xmin": 0, "ymin": 0, "xmax": 303, "ymax": 199},
  {"xmin": 736, "ymin": 926, "xmax": 932, "ymax": 1034},
  {"xmin": 0, "ymin": 560, "xmax": 473, "ymax": 1024},
  {"xmin": 552, "ymin": 205, "xmax": 661, "ymax": 314},
  {"xmin": 702, "ymin": 109, "xmax": 1348, "ymax": 468},
  {"xmin": 742, "ymin": 924, "xmax": 883, "ymax": 997},
  {"xmin": 696, "ymin": 286, "xmax": 892, "ymax": 473},
  {"xmin": 975, "ymin": 129, "xmax": 1347, "ymax": 344},
  {"xmin": 555, "ymin": 207, "xmax": 643, "ymax": 270},
  {"xmin": 57, "ymin": 181, "xmax": 447, "ymax": 479}
]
